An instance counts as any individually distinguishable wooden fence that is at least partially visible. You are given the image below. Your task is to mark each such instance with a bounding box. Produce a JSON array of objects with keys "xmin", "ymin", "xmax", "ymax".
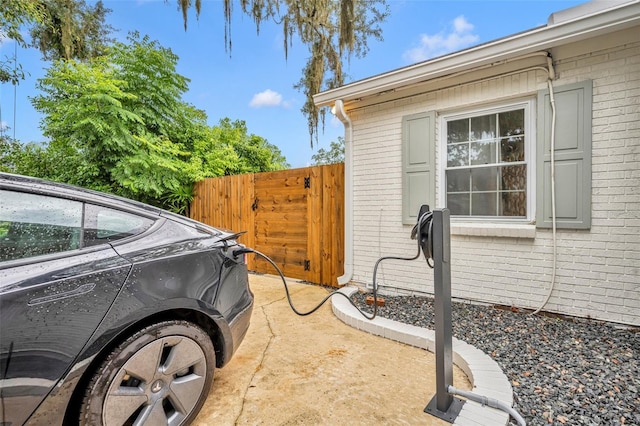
[{"xmin": 190, "ymin": 164, "xmax": 344, "ymax": 287}]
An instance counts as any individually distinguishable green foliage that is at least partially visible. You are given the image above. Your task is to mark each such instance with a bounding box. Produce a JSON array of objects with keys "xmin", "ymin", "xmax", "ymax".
[
  {"xmin": 1, "ymin": 1, "xmax": 32, "ymax": 46},
  {"xmin": 0, "ymin": 221, "xmax": 8, "ymax": 238},
  {"xmin": 3, "ymin": 0, "xmax": 387, "ymax": 147},
  {"xmin": 1, "ymin": 0, "xmax": 111, "ymax": 83},
  {"xmin": 29, "ymin": 0, "xmax": 114, "ymax": 61},
  {"xmin": 311, "ymin": 136, "xmax": 344, "ymax": 165},
  {"xmin": 110, "ymin": 33, "xmax": 190, "ymax": 136},
  {"xmin": 177, "ymin": 0, "xmax": 389, "ymax": 146},
  {"xmin": 1, "ymin": 135, "xmax": 74, "ymax": 181},
  {"xmin": 207, "ymin": 118, "xmax": 290, "ymax": 175},
  {"xmin": 29, "ymin": 36, "xmax": 198, "ymax": 207},
  {"xmin": 0, "ymin": 136, "xmax": 19, "ymax": 172},
  {"xmin": 0, "ymin": 0, "xmax": 44, "ymax": 83},
  {"xmin": 22, "ymin": 34, "xmax": 289, "ymax": 213},
  {"xmin": 3, "ymin": 3, "xmax": 291, "ymax": 213},
  {"xmin": 31, "ymin": 57, "xmax": 140, "ymax": 191},
  {"xmin": 0, "ymin": 0, "xmax": 44, "ymax": 48},
  {"xmin": 161, "ymin": 183, "xmax": 195, "ymax": 216}
]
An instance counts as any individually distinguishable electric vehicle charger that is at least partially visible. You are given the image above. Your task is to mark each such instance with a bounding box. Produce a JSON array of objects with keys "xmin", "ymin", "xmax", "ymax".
[
  {"xmin": 231, "ymin": 208, "xmax": 436, "ymax": 320},
  {"xmin": 232, "ymin": 207, "xmax": 527, "ymax": 426}
]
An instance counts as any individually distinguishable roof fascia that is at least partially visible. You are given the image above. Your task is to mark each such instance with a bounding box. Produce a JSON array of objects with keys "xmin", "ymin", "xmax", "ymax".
[{"xmin": 314, "ymin": 1, "xmax": 640, "ymax": 108}]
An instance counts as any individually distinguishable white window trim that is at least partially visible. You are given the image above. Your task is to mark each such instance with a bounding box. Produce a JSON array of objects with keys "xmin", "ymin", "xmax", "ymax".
[{"xmin": 438, "ymin": 98, "xmax": 537, "ymax": 226}]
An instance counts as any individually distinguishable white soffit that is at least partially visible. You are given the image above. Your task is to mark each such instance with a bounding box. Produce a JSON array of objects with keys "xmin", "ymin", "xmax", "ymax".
[{"xmin": 313, "ymin": 0, "xmax": 640, "ymax": 108}]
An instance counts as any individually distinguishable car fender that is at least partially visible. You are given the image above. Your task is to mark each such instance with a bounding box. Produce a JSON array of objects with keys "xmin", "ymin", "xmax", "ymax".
[{"xmin": 24, "ymin": 296, "xmax": 230, "ymax": 426}]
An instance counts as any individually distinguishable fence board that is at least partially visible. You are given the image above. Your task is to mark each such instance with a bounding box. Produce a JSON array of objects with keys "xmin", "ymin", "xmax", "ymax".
[
  {"xmin": 307, "ymin": 166, "xmax": 322, "ymax": 284},
  {"xmin": 190, "ymin": 164, "xmax": 344, "ymax": 286}
]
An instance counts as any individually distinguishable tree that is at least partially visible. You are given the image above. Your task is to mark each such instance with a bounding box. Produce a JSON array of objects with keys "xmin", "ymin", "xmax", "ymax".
[
  {"xmin": 30, "ymin": 35, "xmax": 203, "ymax": 202},
  {"xmin": 311, "ymin": 136, "xmax": 344, "ymax": 165},
  {"xmin": 208, "ymin": 118, "xmax": 289, "ymax": 175},
  {"xmin": 29, "ymin": 0, "xmax": 114, "ymax": 61},
  {"xmin": 176, "ymin": 0, "xmax": 389, "ymax": 146},
  {"xmin": 0, "ymin": 135, "xmax": 21, "ymax": 172},
  {"xmin": 1, "ymin": 135, "xmax": 74, "ymax": 180},
  {"xmin": 0, "ymin": 0, "xmax": 44, "ymax": 83},
  {"xmin": 1, "ymin": 0, "xmax": 111, "ymax": 83},
  {"xmin": 27, "ymin": 34, "xmax": 289, "ymax": 213}
]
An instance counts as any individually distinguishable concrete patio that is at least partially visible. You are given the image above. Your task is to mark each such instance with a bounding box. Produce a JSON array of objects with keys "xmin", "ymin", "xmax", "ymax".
[{"xmin": 194, "ymin": 274, "xmax": 510, "ymax": 425}]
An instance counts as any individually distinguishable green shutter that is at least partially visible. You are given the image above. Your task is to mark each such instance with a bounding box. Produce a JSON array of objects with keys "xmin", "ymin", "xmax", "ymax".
[
  {"xmin": 402, "ymin": 111, "xmax": 435, "ymax": 225},
  {"xmin": 537, "ymin": 80, "xmax": 592, "ymax": 229}
]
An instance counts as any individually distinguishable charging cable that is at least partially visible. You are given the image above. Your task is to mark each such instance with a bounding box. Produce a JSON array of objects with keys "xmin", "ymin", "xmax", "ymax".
[
  {"xmin": 231, "ymin": 209, "xmax": 435, "ymax": 320},
  {"xmin": 233, "ymin": 210, "xmax": 526, "ymax": 425}
]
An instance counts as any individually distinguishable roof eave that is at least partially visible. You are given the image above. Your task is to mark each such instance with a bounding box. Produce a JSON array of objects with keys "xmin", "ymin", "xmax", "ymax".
[{"xmin": 313, "ymin": 0, "xmax": 640, "ymax": 108}]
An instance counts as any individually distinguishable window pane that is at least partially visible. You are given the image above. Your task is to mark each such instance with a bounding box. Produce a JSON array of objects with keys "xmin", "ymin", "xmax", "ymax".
[
  {"xmin": 471, "ymin": 167, "xmax": 497, "ymax": 191},
  {"xmin": 500, "ymin": 136, "xmax": 525, "ymax": 162},
  {"xmin": 500, "ymin": 165, "xmax": 527, "ymax": 191},
  {"xmin": 446, "ymin": 169, "xmax": 470, "ymax": 192},
  {"xmin": 447, "ymin": 193, "xmax": 470, "ymax": 215},
  {"xmin": 0, "ymin": 190, "xmax": 82, "ymax": 261},
  {"xmin": 444, "ymin": 105, "xmax": 528, "ymax": 219},
  {"xmin": 84, "ymin": 204, "xmax": 154, "ymax": 247},
  {"xmin": 499, "ymin": 109, "xmax": 524, "ymax": 137},
  {"xmin": 447, "ymin": 119, "xmax": 468, "ymax": 143},
  {"xmin": 470, "ymin": 114, "xmax": 496, "ymax": 141},
  {"xmin": 471, "ymin": 193, "xmax": 497, "ymax": 216},
  {"xmin": 500, "ymin": 191, "xmax": 527, "ymax": 216},
  {"xmin": 470, "ymin": 140, "xmax": 497, "ymax": 165},
  {"xmin": 447, "ymin": 143, "xmax": 468, "ymax": 167}
]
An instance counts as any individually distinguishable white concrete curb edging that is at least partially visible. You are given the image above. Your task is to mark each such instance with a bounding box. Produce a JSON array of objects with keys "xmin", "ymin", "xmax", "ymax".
[{"xmin": 331, "ymin": 286, "xmax": 513, "ymax": 426}]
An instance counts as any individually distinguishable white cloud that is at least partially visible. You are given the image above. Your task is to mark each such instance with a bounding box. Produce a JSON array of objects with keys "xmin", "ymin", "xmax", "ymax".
[
  {"xmin": 453, "ymin": 15, "xmax": 474, "ymax": 33},
  {"xmin": 403, "ymin": 15, "xmax": 479, "ymax": 63},
  {"xmin": 249, "ymin": 89, "xmax": 283, "ymax": 108}
]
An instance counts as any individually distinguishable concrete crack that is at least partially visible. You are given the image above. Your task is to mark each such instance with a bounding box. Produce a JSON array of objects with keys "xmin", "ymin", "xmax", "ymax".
[{"xmin": 234, "ymin": 305, "xmax": 275, "ymax": 425}]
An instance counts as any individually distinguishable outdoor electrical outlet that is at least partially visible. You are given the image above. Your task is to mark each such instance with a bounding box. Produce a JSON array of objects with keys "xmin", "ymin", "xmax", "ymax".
[{"xmin": 366, "ymin": 296, "xmax": 385, "ymax": 307}]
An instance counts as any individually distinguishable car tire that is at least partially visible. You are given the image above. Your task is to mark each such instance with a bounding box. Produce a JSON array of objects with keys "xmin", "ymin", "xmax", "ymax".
[{"xmin": 79, "ymin": 320, "xmax": 216, "ymax": 426}]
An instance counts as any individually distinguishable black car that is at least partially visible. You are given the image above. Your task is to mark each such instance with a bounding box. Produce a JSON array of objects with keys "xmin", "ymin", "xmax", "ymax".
[{"xmin": 0, "ymin": 173, "xmax": 254, "ymax": 425}]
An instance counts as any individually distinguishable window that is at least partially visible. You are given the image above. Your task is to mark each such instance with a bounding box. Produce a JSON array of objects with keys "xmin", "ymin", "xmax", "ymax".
[
  {"xmin": 83, "ymin": 204, "xmax": 154, "ymax": 247},
  {"xmin": 0, "ymin": 190, "xmax": 83, "ymax": 261},
  {"xmin": 0, "ymin": 190, "xmax": 156, "ymax": 261},
  {"xmin": 443, "ymin": 101, "xmax": 533, "ymax": 219}
]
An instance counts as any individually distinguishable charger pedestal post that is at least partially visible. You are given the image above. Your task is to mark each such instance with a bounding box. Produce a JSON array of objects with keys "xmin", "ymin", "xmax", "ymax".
[{"xmin": 423, "ymin": 208, "xmax": 465, "ymax": 422}]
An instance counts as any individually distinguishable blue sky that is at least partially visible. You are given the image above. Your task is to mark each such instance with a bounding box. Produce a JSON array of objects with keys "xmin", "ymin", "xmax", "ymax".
[{"xmin": 1, "ymin": 0, "xmax": 585, "ymax": 168}]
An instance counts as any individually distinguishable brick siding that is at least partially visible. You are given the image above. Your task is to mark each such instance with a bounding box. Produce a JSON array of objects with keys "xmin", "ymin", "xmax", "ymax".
[{"xmin": 347, "ymin": 38, "xmax": 640, "ymax": 326}]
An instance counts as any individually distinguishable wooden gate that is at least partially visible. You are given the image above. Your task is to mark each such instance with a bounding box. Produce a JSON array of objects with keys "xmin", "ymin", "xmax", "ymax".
[
  {"xmin": 253, "ymin": 168, "xmax": 309, "ymax": 280},
  {"xmin": 190, "ymin": 164, "xmax": 344, "ymax": 287}
]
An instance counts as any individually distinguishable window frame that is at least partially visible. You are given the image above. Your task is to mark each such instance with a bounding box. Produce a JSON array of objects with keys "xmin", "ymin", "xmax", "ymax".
[{"xmin": 438, "ymin": 98, "xmax": 536, "ymax": 223}]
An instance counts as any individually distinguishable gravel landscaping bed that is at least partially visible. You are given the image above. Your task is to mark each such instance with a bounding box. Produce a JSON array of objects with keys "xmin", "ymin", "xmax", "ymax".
[{"xmin": 350, "ymin": 293, "xmax": 639, "ymax": 426}]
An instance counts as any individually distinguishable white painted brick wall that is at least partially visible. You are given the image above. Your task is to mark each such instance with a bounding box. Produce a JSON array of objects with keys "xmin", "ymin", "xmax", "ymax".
[{"xmin": 347, "ymin": 39, "xmax": 640, "ymax": 326}]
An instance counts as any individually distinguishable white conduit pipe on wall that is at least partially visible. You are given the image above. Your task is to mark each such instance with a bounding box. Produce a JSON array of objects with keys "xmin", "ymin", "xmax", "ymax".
[{"xmin": 533, "ymin": 58, "xmax": 558, "ymax": 315}]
